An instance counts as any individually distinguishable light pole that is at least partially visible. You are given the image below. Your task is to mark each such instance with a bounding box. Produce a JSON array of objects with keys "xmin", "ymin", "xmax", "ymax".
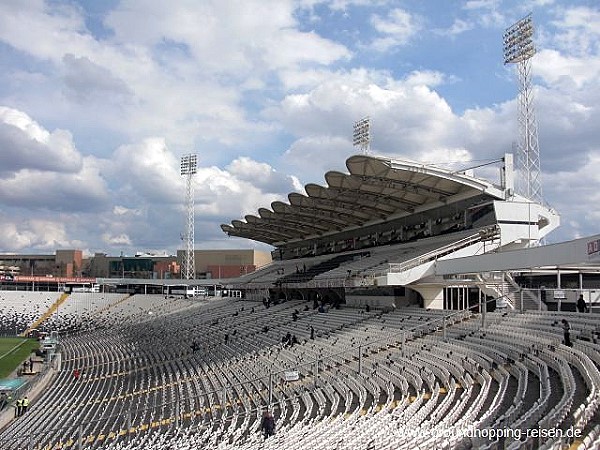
[
  {"xmin": 180, "ymin": 154, "xmax": 197, "ymax": 280},
  {"xmin": 503, "ymin": 13, "xmax": 542, "ymax": 205}
]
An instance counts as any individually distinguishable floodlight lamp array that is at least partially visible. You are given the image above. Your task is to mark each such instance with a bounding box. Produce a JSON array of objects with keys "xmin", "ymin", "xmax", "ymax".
[
  {"xmin": 180, "ymin": 154, "xmax": 198, "ymax": 176},
  {"xmin": 353, "ymin": 117, "xmax": 371, "ymax": 147},
  {"xmin": 503, "ymin": 15, "xmax": 535, "ymax": 64}
]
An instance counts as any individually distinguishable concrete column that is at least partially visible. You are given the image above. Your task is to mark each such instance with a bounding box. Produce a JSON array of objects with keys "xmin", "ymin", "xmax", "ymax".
[
  {"xmin": 413, "ymin": 286, "xmax": 444, "ymax": 310},
  {"xmin": 481, "ymin": 299, "xmax": 486, "ymax": 330},
  {"xmin": 520, "ymin": 290, "xmax": 524, "ymax": 313}
]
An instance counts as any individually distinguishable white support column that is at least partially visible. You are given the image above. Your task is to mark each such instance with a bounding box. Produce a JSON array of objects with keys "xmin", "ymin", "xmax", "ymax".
[
  {"xmin": 520, "ymin": 289, "xmax": 524, "ymax": 313},
  {"xmin": 413, "ymin": 286, "xmax": 444, "ymax": 310}
]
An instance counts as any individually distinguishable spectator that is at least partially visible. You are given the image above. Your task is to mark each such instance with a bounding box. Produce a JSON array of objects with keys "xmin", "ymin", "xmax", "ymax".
[
  {"xmin": 577, "ymin": 294, "xmax": 588, "ymax": 313},
  {"xmin": 260, "ymin": 410, "xmax": 276, "ymax": 439},
  {"xmin": 21, "ymin": 396, "xmax": 29, "ymax": 415},
  {"xmin": 562, "ymin": 319, "xmax": 572, "ymax": 347},
  {"xmin": 15, "ymin": 398, "xmax": 22, "ymax": 418}
]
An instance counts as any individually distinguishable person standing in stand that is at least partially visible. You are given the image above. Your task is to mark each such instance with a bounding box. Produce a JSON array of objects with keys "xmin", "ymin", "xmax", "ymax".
[
  {"xmin": 14, "ymin": 398, "xmax": 22, "ymax": 418},
  {"xmin": 21, "ymin": 396, "xmax": 29, "ymax": 415},
  {"xmin": 562, "ymin": 319, "xmax": 572, "ymax": 347},
  {"xmin": 260, "ymin": 410, "xmax": 276, "ymax": 439}
]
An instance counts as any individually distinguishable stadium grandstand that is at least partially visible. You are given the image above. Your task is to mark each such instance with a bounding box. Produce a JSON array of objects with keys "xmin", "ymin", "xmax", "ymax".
[
  {"xmin": 1, "ymin": 153, "xmax": 600, "ymax": 450},
  {"xmin": 222, "ymin": 153, "xmax": 565, "ymax": 311}
]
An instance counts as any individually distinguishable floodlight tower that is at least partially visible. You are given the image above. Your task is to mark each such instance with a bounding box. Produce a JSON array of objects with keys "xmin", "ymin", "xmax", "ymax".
[
  {"xmin": 503, "ymin": 13, "xmax": 543, "ymax": 204},
  {"xmin": 180, "ymin": 154, "xmax": 197, "ymax": 280},
  {"xmin": 353, "ymin": 117, "xmax": 371, "ymax": 155}
]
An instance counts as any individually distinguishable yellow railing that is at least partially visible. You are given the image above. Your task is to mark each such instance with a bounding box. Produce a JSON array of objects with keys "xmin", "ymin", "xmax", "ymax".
[{"xmin": 21, "ymin": 292, "xmax": 70, "ymax": 336}]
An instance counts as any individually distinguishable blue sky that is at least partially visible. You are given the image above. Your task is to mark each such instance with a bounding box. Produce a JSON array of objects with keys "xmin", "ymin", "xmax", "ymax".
[{"xmin": 0, "ymin": 0, "xmax": 598, "ymax": 255}]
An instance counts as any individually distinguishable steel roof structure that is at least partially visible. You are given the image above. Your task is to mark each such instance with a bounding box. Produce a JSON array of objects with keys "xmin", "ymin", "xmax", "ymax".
[{"xmin": 221, "ymin": 154, "xmax": 506, "ymax": 246}]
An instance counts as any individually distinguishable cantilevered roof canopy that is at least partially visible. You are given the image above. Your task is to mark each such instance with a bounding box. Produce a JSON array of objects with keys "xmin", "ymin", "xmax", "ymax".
[{"xmin": 221, "ymin": 154, "xmax": 505, "ymax": 246}]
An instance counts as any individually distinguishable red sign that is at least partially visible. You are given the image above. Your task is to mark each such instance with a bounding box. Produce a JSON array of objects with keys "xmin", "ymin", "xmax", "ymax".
[{"xmin": 13, "ymin": 276, "xmax": 97, "ymax": 283}]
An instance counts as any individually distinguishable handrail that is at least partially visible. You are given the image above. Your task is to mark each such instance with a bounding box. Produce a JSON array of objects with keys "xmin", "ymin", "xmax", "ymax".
[
  {"xmin": 505, "ymin": 272, "xmax": 547, "ymax": 311},
  {"xmin": 383, "ymin": 227, "xmax": 499, "ymax": 276}
]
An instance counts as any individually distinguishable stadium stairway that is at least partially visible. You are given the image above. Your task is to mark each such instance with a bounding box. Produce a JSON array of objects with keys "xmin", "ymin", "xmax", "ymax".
[
  {"xmin": 504, "ymin": 272, "xmax": 547, "ymax": 311},
  {"xmin": 21, "ymin": 292, "xmax": 69, "ymax": 337},
  {"xmin": 477, "ymin": 272, "xmax": 546, "ymax": 311}
]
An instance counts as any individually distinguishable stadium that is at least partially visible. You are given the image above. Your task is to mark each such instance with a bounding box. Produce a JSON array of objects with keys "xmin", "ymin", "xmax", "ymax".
[
  {"xmin": 1, "ymin": 148, "xmax": 600, "ymax": 450},
  {"xmin": 1, "ymin": 9, "xmax": 600, "ymax": 450}
]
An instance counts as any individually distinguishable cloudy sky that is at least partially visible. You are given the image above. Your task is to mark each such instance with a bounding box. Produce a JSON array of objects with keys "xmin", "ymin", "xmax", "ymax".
[{"xmin": 0, "ymin": 0, "xmax": 598, "ymax": 256}]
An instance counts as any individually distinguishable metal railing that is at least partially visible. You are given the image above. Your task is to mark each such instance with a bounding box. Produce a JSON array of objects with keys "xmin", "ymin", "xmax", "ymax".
[{"xmin": 384, "ymin": 227, "xmax": 499, "ymax": 276}]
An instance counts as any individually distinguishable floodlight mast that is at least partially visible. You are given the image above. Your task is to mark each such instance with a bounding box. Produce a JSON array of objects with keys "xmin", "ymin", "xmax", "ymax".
[
  {"xmin": 180, "ymin": 154, "xmax": 197, "ymax": 280},
  {"xmin": 353, "ymin": 117, "xmax": 371, "ymax": 155},
  {"xmin": 503, "ymin": 13, "xmax": 543, "ymax": 204}
]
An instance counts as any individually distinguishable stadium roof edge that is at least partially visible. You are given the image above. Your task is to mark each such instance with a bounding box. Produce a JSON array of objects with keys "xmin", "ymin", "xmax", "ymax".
[{"xmin": 221, "ymin": 154, "xmax": 507, "ymax": 246}]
